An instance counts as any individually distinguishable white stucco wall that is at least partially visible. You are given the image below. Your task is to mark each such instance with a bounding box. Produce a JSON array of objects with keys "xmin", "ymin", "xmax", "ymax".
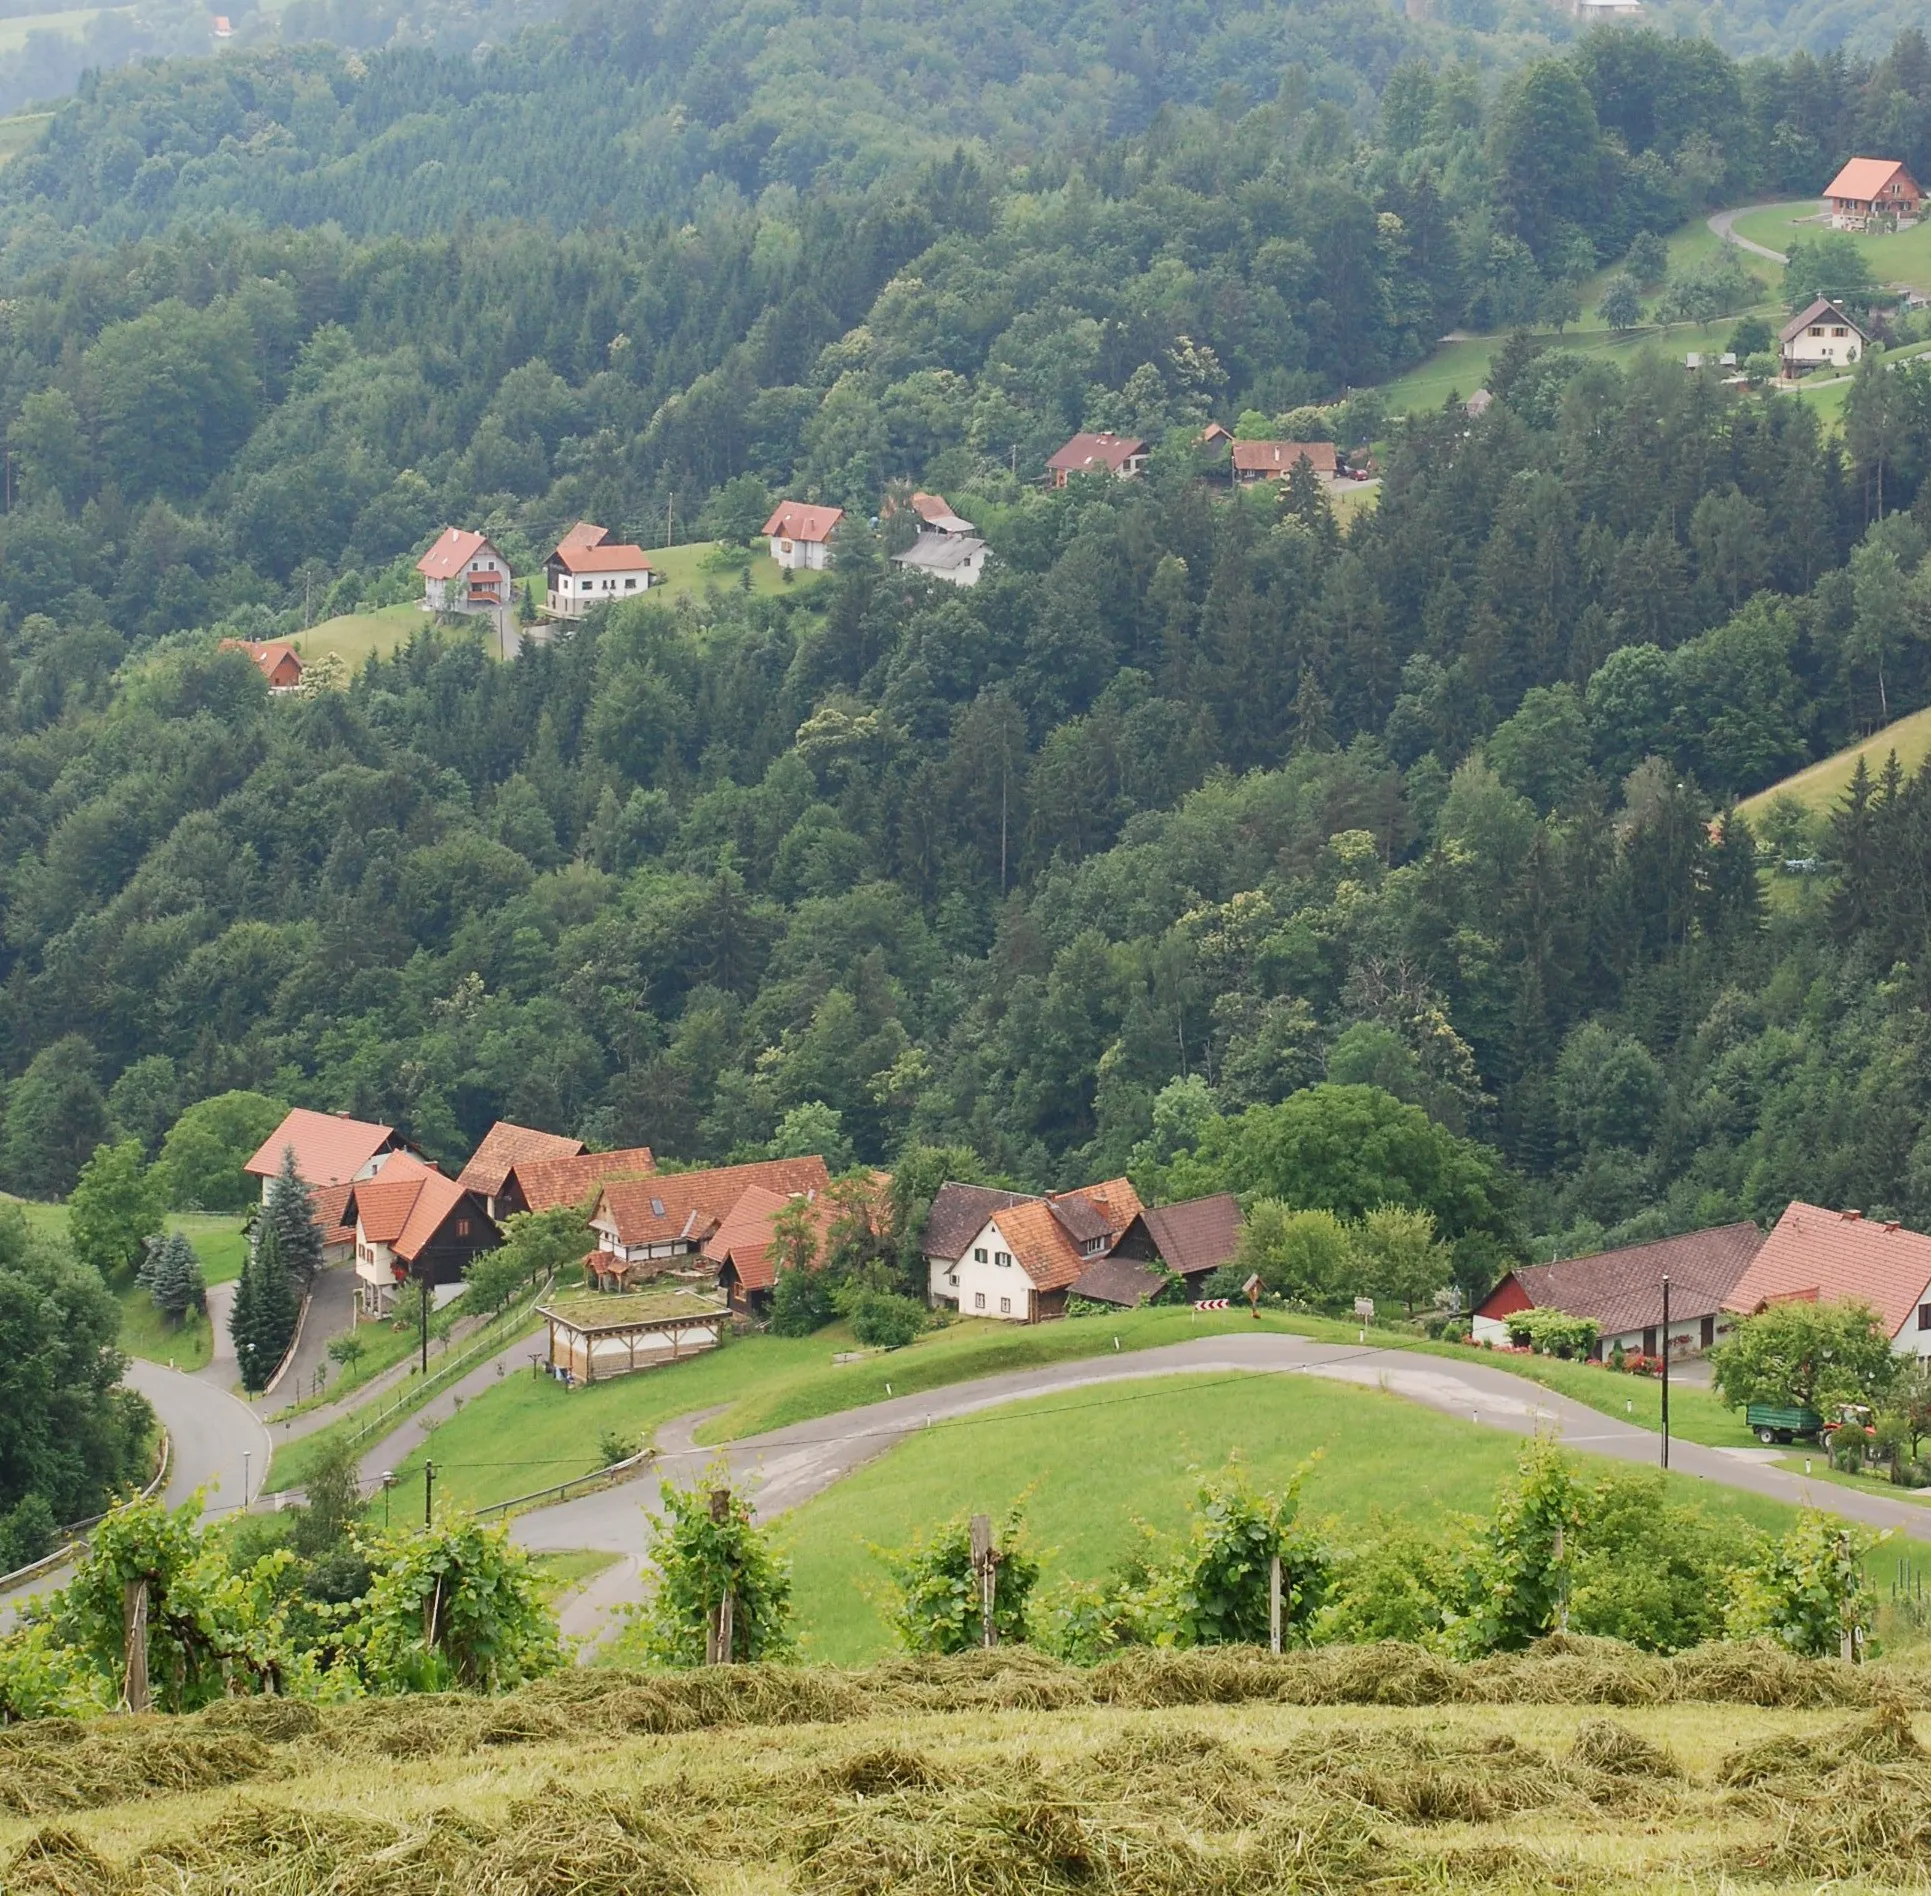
[{"xmin": 950, "ymin": 1216, "xmax": 1032, "ymax": 1321}]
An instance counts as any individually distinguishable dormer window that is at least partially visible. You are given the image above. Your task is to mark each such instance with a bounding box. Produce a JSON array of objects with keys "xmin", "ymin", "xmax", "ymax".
[{"xmin": 650, "ymin": 1197, "xmax": 665, "ymax": 1216}]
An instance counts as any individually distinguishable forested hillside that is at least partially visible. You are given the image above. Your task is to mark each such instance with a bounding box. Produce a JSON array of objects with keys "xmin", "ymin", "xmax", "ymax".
[{"xmin": 7, "ymin": 20, "xmax": 1931, "ymax": 1276}]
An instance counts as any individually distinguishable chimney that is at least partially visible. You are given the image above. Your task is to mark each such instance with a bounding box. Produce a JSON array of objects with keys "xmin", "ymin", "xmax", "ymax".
[
  {"xmin": 1841, "ymin": 1208, "xmax": 1863, "ymax": 1221},
  {"xmin": 1885, "ymin": 1221, "xmax": 1901, "ymax": 1233}
]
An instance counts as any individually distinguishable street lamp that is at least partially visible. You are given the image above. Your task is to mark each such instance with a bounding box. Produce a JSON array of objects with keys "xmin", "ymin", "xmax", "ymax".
[{"xmin": 379, "ymin": 1470, "xmax": 396, "ymax": 1530}]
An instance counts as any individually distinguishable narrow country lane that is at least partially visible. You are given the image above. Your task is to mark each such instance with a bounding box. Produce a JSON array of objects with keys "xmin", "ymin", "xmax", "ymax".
[
  {"xmin": 513, "ymin": 1331, "xmax": 1931, "ymax": 1648},
  {"xmin": 1, "ymin": 1359, "xmax": 273, "ymax": 1620},
  {"xmin": 1709, "ymin": 204, "xmax": 1792, "ymax": 264}
]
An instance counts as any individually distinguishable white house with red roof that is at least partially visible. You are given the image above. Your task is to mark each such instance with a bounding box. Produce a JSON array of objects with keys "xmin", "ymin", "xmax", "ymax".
[
  {"xmin": 416, "ymin": 528, "xmax": 512, "ymax": 616},
  {"xmin": 342, "ymin": 1154, "xmax": 498, "ymax": 1314},
  {"xmin": 945, "ymin": 1178, "xmax": 1144, "ymax": 1323},
  {"xmin": 244, "ymin": 1107, "xmax": 417, "ymax": 1269},
  {"xmin": 1725, "ymin": 1202, "xmax": 1931, "ymax": 1360},
  {"xmin": 763, "ymin": 501, "xmax": 844, "ymax": 570},
  {"xmin": 1780, "ymin": 297, "xmax": 1868, "ymax": 375},
  {"xmin": 1824, "ymin": 156, "xmax": 1922, "ymax": 230},
  {"xmin": 543, "ymin": 523, "xmax": 656, "ymax": 619},
  {"xmin": 1045, "ymin": 432, "xmax": 1147, "ymax": 488}
]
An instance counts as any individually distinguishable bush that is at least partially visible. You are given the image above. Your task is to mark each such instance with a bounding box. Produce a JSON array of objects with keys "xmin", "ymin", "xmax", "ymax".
[
  {"xmin": 840, "ymin": 1288, "xmax": 927, "ymax": 1349},
  {"xmin": 622, "ymin": 1467, "xmax": 794, "ymax": 1666},
  {"xmin": 1507, "ymin": 1308, "xmax": 1601, "ymax": 1359},
  {"xmin": 771, "ymin": 1265, "xmax": 835, "ymax": 1336},
  {"xmin": 879, "ymin": 1506, "xmax": 1041, "ymax": 1654}
]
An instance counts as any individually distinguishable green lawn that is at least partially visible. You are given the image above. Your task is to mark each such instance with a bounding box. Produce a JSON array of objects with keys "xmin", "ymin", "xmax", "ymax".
[
  {"xmin": 1732, "ymin": 199, "xmax": 1931, "ymax": 291},
  {"xmin": 1736, "ymin": 699, "xmax": 1931, "ymax": 823},
  {"xmin": 0, "ymin": 113, "xmax": 52, "ymax": 163},
  {"xmin": 640, "ymin": 539, "xmax": 823, "ymax": 601},
  {"xmin": 275, "ymin": 1308, "xmax": 427, "ymax": 1414},
  {"xmin": 115, "ymin": 1286, "xmax": 213, "ymax": 1373},
  {"xmin": 291, "ymin": 602, "xmax": 434, "ymax": 673},
  {"xmin": 0, "ymin": 6, "xmax": 119, "ymax": 51},
  {"xmin": 775, "ymin": 1370, "xmax": 1806, "ymax": 1665}
]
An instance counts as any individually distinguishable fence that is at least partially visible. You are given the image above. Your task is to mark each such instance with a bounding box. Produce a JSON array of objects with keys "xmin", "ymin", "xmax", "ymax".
[{"xmin": 474, "ymin": 1444, "xmax": 658, "ymax": 1520}]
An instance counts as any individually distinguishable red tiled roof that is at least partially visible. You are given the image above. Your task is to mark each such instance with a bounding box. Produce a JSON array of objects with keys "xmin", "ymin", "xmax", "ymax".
[
  {"xmin": 596, "ymin": 1157, "xmax": 832, "ymax": 1249},
  {"xmin": 1061, "ymin": 1177, "xmax": 1144, "ymax": 1231},
  {"xmin": 1781, "ymin": 297, "xmax": 1867, "ymax": 345},
  {"xmin": 1046, "ymin": 432, "xmax": 1146, "ymax": 474},
  {"xmin": 311, "ymin": 1182, "xmax": 354, "ymax": 1248},
  {"xmin": 345, "ymin": 1167, "xmax": 488, "ymax": 1262},
  {"xmin": 509, "ymin": 1146, "xmax": 656, "ymax": 1214},
  {"xmin": 1132, "ymin": 1194, "xmax": 1244, "ymax": 1278},
  {"xmin": 1486, "ymin": 1223, "xmax": 1764, "ymax": 1336},
  {"xmin": 908, "ymin": 492, "xmax": 975, "ymax": 533},
  {"xmin": 244, "ymin": 1108, "xmax": 398, "ymax": 1186},
  {"xmin": 986, "ymin": 1198, "xmax": 1090, "ymax": 1293},
  {"xmin": 1825, "ymin": 157, "xmax": 1918, "ymax": 203},
  {"xmin": 415, "ymin": 528, "xmax": 499, "ymax": 579},
  {"xmin": 219, "ymin": 638, "xmax": 303, "ymax": 684},
  {"xmin": 703, "ymin": 1183, "xmax": 839, "ymax": 1293},
  {"xmin": 557, "ymin": 522, "xmax": 610, "ymax": 552},
  {"xmin": 1231, "ymin": 440, "xmax": 1337, "ymax": 476},
  {"xmin": 458, "ymin": 1122, "xmax": 586, "ymax": 1197},
  {"xmin": 550, "ymin": 541, "xmax": 654, "ymax": 574},
  {"xmin": 762, "ymin": 501, "xmax": 844, "ymax": 543},
  {"xmin": 1725, "ymin": 1201, "xmax": 1931, "ymax": 1340}
]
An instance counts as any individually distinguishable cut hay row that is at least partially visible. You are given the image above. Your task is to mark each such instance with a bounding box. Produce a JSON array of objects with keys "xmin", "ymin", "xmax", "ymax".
[
  {"xmin": 2, "ymin": 1635, "xmax": 1926, "ymax": 1821},
  {"xmin": 12, "ymin": 1694, "xmax": 1931, "ymax": 1893}
]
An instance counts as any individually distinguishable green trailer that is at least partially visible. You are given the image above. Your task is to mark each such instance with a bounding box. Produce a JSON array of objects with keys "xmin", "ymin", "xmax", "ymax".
[{"xmin": 1745, "ymin": 1402, "xmax": 1824, "ymax": 1445}]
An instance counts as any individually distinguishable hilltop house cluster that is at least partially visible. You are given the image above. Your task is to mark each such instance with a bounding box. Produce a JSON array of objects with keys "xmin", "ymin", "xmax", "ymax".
[
  {"xmin": 1471, "ymin": 1201, "xmax": 1931, "ymax": 1373},
  {"xmin": 241, "ymin": 1107, "xmax": 1243, "ymax": 1382}
]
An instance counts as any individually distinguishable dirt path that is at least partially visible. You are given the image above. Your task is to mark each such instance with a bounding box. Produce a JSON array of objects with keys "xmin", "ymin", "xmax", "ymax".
[{"xmin": 1709, "ymin": 204, "xmax": 1791, "ymax": 265}]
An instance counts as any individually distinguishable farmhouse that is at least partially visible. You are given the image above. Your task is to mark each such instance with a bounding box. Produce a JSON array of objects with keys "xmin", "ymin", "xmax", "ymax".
[
  {"xmin": 584, "ymin": 1155, "xmax": 832, "ymax": 1287},
  {"xmin": 1725, "ymin": 1201, "xmax": 1931, "ymax": 1360},
  {"xmin": 1474, "ymin": 1223, "xmax": 1764, "ymax": 1360},
  {"xmin": 1823, "ymin": 156, "xmax": 1922, "ymax": 231},
  {"xmin": 909, "ymin": 492, "xmax": 976, "ymax": 535},
  {"xmin": 219, "ymin": 638, "xmax": 304, "ymax": 691},
  {"xmin": 945, "ymin": 1178, "xmax": 1145, "ymax": 1323},
  {"xmin": 1102, "ymin": 1194, "xmax": 1245, "ymax": 1292},
  {"xmin": 244, "ymin": 1108, "xmax": 411, "ymax": 1196},
  {"xmin": 416, "ymin": 528, "xmax": 512, "ymax": 616},
  {"xmin": 544, "ymin": 523, "xmax": 655, "ymax": 618},
  {"xmin": 343, "ymin": 1154, "xmax": 498, "ymax": 1315},
  {"xmin": 1046, "ymin": 433, "xmax": 1148, "ymax": 487},
  {"xmin": 491, "ymin": 1145, "xmax": 656, "ymax": 1220},
  {"xmin": 921, "ymin": 1183, "xmax": 1048, "ymax": 1303},
  {"xmin": 1781, "ymin": 298, "xmax": 1869, "ymax": 375},
  {"xmin": 1230, "ymin": 441, "xmax": 1338, "ymax": 484},
  {"xmin": 456, "ymin": 1121, "xmax": 588, "ymax": 1221},
  {"xmin": 764, "ymin": 501, "xmax": 844, "ymax": 570}
]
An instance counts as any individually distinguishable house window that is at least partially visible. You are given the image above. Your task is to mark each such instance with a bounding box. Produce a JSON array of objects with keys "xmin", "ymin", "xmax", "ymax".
[
  {"xmin": 974, "ymin": 1292, "xmax": 986, "ymax": 1310},
  {"xmin": 1919, "ymin": 1304, "xmax": 1931, "ymax": 1331},
  {"xmin": 973, "ymin": 1247, "xmax": 987, "ymax": 1263},
  {"xmin": 1810, "ymin": 326, "xmax": 1824, "ymax": 336},
  {"xmin": 456, "ymin": 1219, "xmax": 470, "ymax": 1236},
  {"xmin": 625, "ymin": 577, "xmax": 637, "ymax": 588},
  {"xmin": 999, "ymin": 1297, "xmax": 1011, "ymax": 1314},
  {"xmin": 1832, "ymin": 326, "xmax": 1848, "ymax": 337},
  {"xmin": 947, "ymin": 1272, "xmax": 958, "ymax": 1288},
  {"xmin": 995, "ymin": 1250, "xmax": 1012, "ymax": 1268}
]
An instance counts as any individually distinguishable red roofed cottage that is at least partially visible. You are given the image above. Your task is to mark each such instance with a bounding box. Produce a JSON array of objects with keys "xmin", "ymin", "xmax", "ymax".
[
  {"xmin": 1824, "ymin": 156, "xmax": 1922, "ymax": 230},
  {"xmin": 1725, "ymin": 1201, "xmax": 1931, "ymax": 1358},
  {"xmin": 416, "ymin": 527, "xmax": 511, "ymax": 616},
  {"xmin": 1045, "ymin": 432, "xmax": 1147, "ymax": 488},
  {"xmin": 763, "ymin": 501, "xmax": 844, "ymax": 571}
]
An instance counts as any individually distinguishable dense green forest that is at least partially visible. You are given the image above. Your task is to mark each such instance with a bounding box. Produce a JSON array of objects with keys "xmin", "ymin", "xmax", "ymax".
[{"xmin": 7, "ymin": 18, "xmax": 1931, "ymax": 1292}]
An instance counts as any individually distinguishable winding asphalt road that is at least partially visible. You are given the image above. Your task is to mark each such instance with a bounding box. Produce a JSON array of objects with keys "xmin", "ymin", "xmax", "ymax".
[
  {"xmin": 513, "ymin": 1330, "xmax": 1931, "ymax": 1649},
  {"xmin": 1709, "ymin": 204, "xmax": 1793, "ymax": 265}
]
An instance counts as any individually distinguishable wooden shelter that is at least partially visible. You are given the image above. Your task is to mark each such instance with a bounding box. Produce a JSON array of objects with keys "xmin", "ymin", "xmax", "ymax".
[{"xmin": 538, "ymin": 1290, "xmax": 730, "ymax": 1385}]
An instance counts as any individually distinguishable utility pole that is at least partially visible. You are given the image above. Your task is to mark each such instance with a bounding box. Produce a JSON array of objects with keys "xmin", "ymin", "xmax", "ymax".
[
  {"xmin": 424, "ymin": 1459, "xmax": 435, "ymax": 1528},
  {"xmin": 419, "ymin": 1274, "xmax": 429, "ymax": 1378},
  {"xmin": 1660, "ymin": 1274, "xmax": 1671, "ymax": 1470},
  {"xmin": 667, "ymin": 492, "xmax": 675, "ymax": 550}
]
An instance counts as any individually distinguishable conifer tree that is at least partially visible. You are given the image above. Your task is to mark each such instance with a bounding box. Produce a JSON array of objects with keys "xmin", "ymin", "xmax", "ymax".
[
  {"xmin": 263, "ymin": 1146, "xmax": 325, "ymax": 1290},
  {"xmin": 232, "ymin": 1220, "xmax": 298, "ymax": 1392},
  {"xmin": 150, "ymin": 1232, "xmax": 205, "ymax": 1324}
]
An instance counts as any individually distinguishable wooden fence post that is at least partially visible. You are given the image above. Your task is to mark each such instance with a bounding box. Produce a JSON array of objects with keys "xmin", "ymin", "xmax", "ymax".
[
  {"xmin": 121, "ymin": 1578, "xmax": 150, "ymax": 1714},
  {"xmin": 709, "ymin": 1488, "xmax": 735, "ymax": 1665},
  {"xmin": 970, "ymin": 1513, "xmax": 998, "ymax": 1650},
  {"xmin": 1268, "ymin": 1554, "xmax": 1282, "ymax": 1655}
]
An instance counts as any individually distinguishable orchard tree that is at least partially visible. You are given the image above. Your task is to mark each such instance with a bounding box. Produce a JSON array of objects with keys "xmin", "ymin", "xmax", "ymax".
[
  {"xmin": 155, "ymin": 1091, "xmax": 289, "ymax": 1212},
  {"xmin": 462, "ymin": 1202, "xmax": 586, "ymax": 1314},
  {"xmin": 1711, "ymin": 1299, "xmax": 1899, "ymax": 1416},
  {"xmin": 1598, "ymin": 274, "xmax": 1643, "ymax": 332},
  {"xmin": 67, "ymin": 1141, "xmax": 166, "ymax": 1279}
]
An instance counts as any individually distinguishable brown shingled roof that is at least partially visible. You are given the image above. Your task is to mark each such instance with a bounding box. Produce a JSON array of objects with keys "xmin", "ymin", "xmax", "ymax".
[
  {"xmin": 923, "ymin": 1183, "xmax": 1041, "ymax": 1262},
  {"xmin": 1230, "ymin": 440, "xmax": 1337, "ymax": 477},
  {"xmin": 458, "ymin": 1122, "xmax": 587, "ymax": 1197},
  {"xmin": 1491, "ymin": 1222, "xmax": 1764, "ymax": 1336},
  {"xmin": 508, "ymin": 1146, "xmax": 656, "ymax": 1213},
  {"xmin": 595, "ymin": 1157, "xmax": 832, "ymax": 1250},
  {"xmin": 1131, "ymin": 1194, "xmax": 1243, "ymax": 1279},
  {"xmin": 1068, "ymin": 1255, "xmax": 1169, "ymax": 1307}
]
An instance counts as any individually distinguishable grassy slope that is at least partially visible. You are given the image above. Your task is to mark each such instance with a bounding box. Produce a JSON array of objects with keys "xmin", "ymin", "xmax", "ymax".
[
  {"xmin": 291, "ymin": 602, "xmax": 433, "ymax": 671},
  {"xmin": 777, "ymin": 1370, "xmax": 1809, "ymax": 1664},
  {"xmin": 1736, "ymin": 700, "xmax": 1931, "ymax": 822},
  {"xmin": 0, "ymin": 7, "xmax": 118, "ymax": 51},
  {"xmin": 0, "ymin": 112, "xmax": 52, "ymax": 162},
  {"xmin": 1734, "ymin": 199, "xmax": 1931, "ymax": 291},
  {"xmin": 1379, "ymin": 216, "xmax": 1777, "ymax": 416},
  {"xmin": 643, "ymin": 539, "xmax": 818, "ymax": 599}
]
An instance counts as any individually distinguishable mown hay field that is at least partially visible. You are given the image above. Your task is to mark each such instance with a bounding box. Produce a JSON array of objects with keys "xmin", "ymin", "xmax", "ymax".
[{"xmin": 12, "ymin": 1644, "xmax": 1931, "ymax": 1893}]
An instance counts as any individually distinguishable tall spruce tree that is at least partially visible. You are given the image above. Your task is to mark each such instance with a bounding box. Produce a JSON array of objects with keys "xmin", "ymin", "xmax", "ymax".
[
  {"xmin": 263, "ymin": 1146, "xmax": 326, "ymax": 1289},
  {"xmin": 150, "ymin": 1232, "xmax": 205, "ymax": 1323},
  {"xmin": 232, "ymin": 1219, "xmax": 298, "ymax": 1392}
]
